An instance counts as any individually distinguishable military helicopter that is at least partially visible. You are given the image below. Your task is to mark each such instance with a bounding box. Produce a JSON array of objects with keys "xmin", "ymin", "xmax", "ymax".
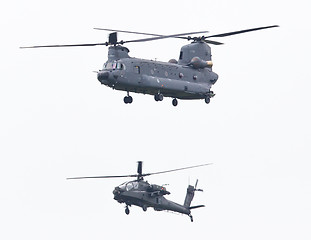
[
  {"xmin": 21, "ymin": 25, "xmax": 278, "ymax": 106},
  {"xmin": 67, "ymin": 161, "xmax": 211, "ymax": 222}
]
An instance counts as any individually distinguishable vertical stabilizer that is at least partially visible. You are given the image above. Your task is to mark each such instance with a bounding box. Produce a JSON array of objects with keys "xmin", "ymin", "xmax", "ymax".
[{"xmin": 184, "ymin": 185, "xmax": 195, "ymax": 208}]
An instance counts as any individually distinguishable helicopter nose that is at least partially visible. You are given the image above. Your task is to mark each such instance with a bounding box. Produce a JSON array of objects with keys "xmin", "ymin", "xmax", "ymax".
[
  {"xmin": 113, "ymin": 187, "xmax": 121, "ymax": 196},
  {"xmin": 97, "ymin": 71, "xmax": 109, "ymax": 83}
]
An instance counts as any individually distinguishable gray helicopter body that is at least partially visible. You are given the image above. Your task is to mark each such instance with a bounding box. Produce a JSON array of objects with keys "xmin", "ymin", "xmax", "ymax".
[
  {"xmin": 97, "ymin": 42, "xmax": 218, "ymax": 104},
  {"xmin": 21, "ymin": 25, "xmax": 278, "ymax": 106},
  {"xmin": 113, "ymin": 180, "xmax": 196, "ymax": 216},
  {"xmin": 68, "ymin": 162, "xmax": 209, "ymax": 222}
]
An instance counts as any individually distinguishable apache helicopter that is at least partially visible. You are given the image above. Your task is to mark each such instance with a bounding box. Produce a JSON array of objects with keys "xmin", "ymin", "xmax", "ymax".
[
  {"xmin": 67, "ymin": 161, "xmax": 211, "ymax": 222},
  {"xmin": 21, "ymin": 25, "xmax": 278, "ymax": 106}
]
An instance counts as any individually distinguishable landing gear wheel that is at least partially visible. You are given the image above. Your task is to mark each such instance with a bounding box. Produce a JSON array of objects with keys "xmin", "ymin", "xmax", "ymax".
[
  {"xmin": 142, "ymin": 205, "xmax": 147, "ymax": 212},
  {"xmin": 124, "ymin": 96, "xmax": 133, "ymax": 104},
  {"xmin": 154, "ymin": 93, "xmax": 163, "ymax": 102},
  {"xmin": 172, "ymin": 98, "xmax": 178, "ymax": 106},
  {"xmin": 205, "ymin": 97, "xmax": 210, "ymax": 104},
  {"xmin": 189, "ymin": 214, "xmax": 193, "ymax": 222},
  {"xmin": 125, "ymin": 207, "xmax": 130, "ymax": 215},
  {"xmin": 128, "ymin": 96, "xmax": 133, "ymax": 103},
  {"xmin": 124, "ymin": 96, "xmax": 128, "ymax": 104}
]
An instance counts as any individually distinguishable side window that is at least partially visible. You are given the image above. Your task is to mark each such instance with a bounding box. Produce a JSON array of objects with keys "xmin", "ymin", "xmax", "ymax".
[
  {"xmin": 134, "ymin": 66, "xmax": 140, "ymax": 74},
  {"xmin": 179, "ymin": 51, "xmax": 183, "ymax": 60}
]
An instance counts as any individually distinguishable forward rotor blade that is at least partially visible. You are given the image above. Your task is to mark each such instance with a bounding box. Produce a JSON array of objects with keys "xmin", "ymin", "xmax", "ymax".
[
  {"xmin": 94, "ymin": 28, "xmax": 163, "ymax": 37},
  {"xmin": 20, "ymin": 43, "xmax": 107, "ymax": 49},
  {"xmin": 123, "ymin": 31, "xmax": 209, "ymax": 44},
  {"xmin": 67, "ymin": 174, "xmax": 137, "ymax": 180},
  {"xmin": 142, "ymin": 163, "xmax": 212, "ymax": 177},
  {"xmin": 206, "ymin": 25, "xmax": 279, "ymax": 38},
  {"xmin": 94, "ymin": 28, "xmax": 209, "ymax": 41}
]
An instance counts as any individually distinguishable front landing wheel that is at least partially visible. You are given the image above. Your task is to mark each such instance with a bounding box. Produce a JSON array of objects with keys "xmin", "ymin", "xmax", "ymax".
[
  {"xmin": 172, "ymin": 98, "xmax": 178, "ymax": 106},
  {"xmin": 205, "ymin": 97, "xmax": 210, "ymax": 104},
  {"xmin": 125, "ymin": 207, "xmax": 130, "ymax": 215}
]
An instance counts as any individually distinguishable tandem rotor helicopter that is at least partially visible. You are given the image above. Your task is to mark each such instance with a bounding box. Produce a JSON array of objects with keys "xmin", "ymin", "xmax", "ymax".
[
  {"xmin": 21, "ymin": 25, "xmax": 278, "ymax": 106},
  {"xmin": 67, "ymin": 161, "xmax": 211, "ymax": 222}
]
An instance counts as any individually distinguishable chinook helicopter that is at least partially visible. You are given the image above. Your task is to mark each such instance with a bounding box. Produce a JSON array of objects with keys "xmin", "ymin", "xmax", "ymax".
[
  {"xmin": 21, "ymin": 25, "xmax": 278, "ymax": 106},
  {"xmin": 67, "ymin": 161, "xmax": 211, "ymax": 222}
]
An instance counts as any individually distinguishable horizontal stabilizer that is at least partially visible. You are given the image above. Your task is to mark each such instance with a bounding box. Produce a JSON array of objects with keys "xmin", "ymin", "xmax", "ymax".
[{"xmin": 188, "ymin": 205, "xmax": 205, "ymax": 210}]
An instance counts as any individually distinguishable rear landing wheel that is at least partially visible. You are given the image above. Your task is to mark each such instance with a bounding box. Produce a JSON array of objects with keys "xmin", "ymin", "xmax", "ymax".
[
  {"xmin": 124, "ymin": 96, "xmax": 133, "ymax": 104},
  {"xmin": 142, "ymin": 205, "xmax": 147, "ymax": 212},
  {"xmin": 172, "ymin": 98, "xmax": 178, "ymax": 106},
  {"xmin": 189, "ymin": 214, "xmax": 193, "ymax": 222},
  {"xmin": 205, "ymin": 97, "xmax": 210, "ymax": 104}
]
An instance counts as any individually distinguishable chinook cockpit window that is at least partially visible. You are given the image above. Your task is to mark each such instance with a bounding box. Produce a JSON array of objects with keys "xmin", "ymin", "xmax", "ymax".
[
  {"xmin": 116, "ymin": 62, "xmax": 124, "ymax": 70},
  {"xmin": 104, "ymin": 61, "xmax": 124, "ymax": 70}
]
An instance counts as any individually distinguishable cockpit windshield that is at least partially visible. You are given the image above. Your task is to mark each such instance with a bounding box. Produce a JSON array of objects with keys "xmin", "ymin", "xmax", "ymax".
[
  {"xmin": 103, "ymin": 61, "xmax": 124, "ymax": 70},
  {"xmin": 118, "ymin": 181, "xmax": 139, "ymax": 191}
]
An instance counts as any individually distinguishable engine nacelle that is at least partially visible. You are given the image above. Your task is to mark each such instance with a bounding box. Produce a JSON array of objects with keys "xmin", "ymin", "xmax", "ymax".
[
  {"xmin": 188, "ymin": 57, "xmax": 213, "ymax": 69},
  {"xmin": 148, "ymin": 184, "xmax": 170, "ymax": 195}
]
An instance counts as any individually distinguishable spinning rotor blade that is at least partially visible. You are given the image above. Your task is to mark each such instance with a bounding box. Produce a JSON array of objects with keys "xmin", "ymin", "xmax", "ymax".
[
  {"xmin": 142, "ymin": 163, "xmax": 212, "ymax": 177},
  {"xmin": 20, "ymin": 31, "xmax": 208, "ymax": 49},
  {"xmin": 206, "ymin": 25, "xmax": 279, "ymax": 38},
  {"xmin": 94, "ymin": 28, "xmax": 210, "ymax": 41},
  {"xmin": 67, "ymin": 174, "xmax": 138, "ymax": 180},
  {"xmin": 122, "ymin": 31, "xmax": 209, "ymax": 44},
  {"xmin": 20, "ymin": 43, "xmax": 108, "ymax": 49},
  {"xmin": 94, "ymin": 28, "xmax": 163, "ymax": 37},
  {"xmin": 203, "ymin": 39, "xmax": 224, "ymax": 45}
]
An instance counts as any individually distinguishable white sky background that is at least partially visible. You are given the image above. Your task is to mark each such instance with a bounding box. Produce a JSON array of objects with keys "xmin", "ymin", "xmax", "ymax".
[{"xmin": 1, "ymin": 0, "xmax": 311, "ymax": 239}]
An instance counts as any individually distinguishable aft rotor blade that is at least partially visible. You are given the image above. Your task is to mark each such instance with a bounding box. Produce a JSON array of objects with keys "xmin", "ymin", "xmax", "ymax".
[
  {"xmin": 123, "ymin": 31, "xmax": 209, "ymax": 44},
  {"xmin": 142, "ymin": 163, "xmax": 212, "ymax": 177},
  {"xmin": 20, "ymin": 43, "xmax": 107, "ymax": 49},
  {"xmin": 204, "ymin": 39, "xmax": 224, "ymax": 45},
  {"xmin": 67, "ymin": 174, "xmax": 137, "ymax": 180},
  {"xmin": 206, "ymin": 25, "xmax": 279, "ymax": 38}
]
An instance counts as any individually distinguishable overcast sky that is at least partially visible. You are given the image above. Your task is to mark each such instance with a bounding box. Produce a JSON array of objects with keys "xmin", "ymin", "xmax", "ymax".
[{"xmin": 1, "ymin": 0, "xmax": 311, "ymax": 239}]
